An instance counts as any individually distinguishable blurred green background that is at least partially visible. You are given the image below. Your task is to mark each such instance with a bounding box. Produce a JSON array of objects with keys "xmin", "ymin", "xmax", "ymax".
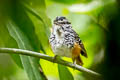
[{"xmin": 0, "ymin": 0, "xmax": 120, "ymax": 80}]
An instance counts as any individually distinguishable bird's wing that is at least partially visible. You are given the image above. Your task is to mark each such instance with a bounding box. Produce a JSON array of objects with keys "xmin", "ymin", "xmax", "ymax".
[{"xmin": 72, "ymin": 30, "xmax": 88, "ymax": 58}]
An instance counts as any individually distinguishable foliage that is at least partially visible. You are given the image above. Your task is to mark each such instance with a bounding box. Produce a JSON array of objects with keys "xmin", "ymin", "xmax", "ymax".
[{"xmin": 0, "ymin": 0, "xmax": 119, "ymax": 80}]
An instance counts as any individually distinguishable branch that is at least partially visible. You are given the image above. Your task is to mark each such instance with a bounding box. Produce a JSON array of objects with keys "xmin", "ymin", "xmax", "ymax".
[{"xmin": 0, "ymin": 48, "xmax": 102, "ymax": 78}]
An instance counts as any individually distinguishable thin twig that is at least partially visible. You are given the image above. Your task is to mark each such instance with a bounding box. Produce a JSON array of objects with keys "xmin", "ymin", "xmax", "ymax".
[{"xmin": 0, "ymin": 48, "xmax": 102, "ymax": 78}]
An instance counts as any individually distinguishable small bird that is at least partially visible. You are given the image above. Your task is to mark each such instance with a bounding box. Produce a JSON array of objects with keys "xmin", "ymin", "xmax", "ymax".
[{"xmin": 49, "ymin": 16, "xmax": 87, "ymax": 66}]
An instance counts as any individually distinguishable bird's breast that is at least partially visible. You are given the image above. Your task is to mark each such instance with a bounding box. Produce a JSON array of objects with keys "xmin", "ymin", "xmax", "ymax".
[{"xmin": 53, "ymin": 39, "xmax": 72, "ymax": 58}]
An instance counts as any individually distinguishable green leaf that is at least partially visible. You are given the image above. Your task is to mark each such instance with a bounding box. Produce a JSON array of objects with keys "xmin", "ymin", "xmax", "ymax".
[
  {"xmin": 0, "ymin": 21, "xmax": 23, "ymax": 68},
  {"xmin": 5, "ymin": 1, "xmax": 47, "ymax": 79},
  {"xmin": 0, "ymin": 0, "xmax": 24, "ymax": 69},
  {"xmin": 58, "ymin": 64, "xmax": 74, "ymax": 80},
  {"xmin": 21, "ymin": 0, "xmax": 51, "ymax": 38},
  {"xmin": 11, "ymin": 2, "xmax": 41, "ymax": 53},
  {"xmin": 20, "ymin": 0, "xmax": 51, "ymax": 53},
  {"xmin": 0, "ymin": 0, "xmax": 49, "ymax": 79},
  {"xmin": 6, "ymin": 20, "xmax": 45, "ymax": 80}
]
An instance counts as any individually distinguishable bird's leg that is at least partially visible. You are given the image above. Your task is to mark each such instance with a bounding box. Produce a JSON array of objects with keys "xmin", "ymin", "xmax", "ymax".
[{"xmin": 72, "ymin": 57, "xmax": 76, "ymax": 70}]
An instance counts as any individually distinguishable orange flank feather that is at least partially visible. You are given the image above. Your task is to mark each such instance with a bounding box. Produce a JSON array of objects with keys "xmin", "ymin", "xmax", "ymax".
[{"xmin": 72, "ymin": 42, "xmax": 83, "ymax": 66}]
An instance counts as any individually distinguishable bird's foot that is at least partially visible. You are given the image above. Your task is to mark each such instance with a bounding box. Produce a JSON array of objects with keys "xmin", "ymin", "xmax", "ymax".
[{"xmin": 53, "ymin": 55, "xmax": 58, "ymax": 63}]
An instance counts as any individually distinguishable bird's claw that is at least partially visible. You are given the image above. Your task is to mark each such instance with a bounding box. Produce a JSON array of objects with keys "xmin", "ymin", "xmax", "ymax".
[{"xmin": 53, "ymin": 55, "xmax": 58, "ymax": 63}]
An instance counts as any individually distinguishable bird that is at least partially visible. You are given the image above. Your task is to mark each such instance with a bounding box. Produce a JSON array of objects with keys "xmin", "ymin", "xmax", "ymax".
[{"xmin": 49, "ymin": 16, "xmax": 87, "ymax": 66}]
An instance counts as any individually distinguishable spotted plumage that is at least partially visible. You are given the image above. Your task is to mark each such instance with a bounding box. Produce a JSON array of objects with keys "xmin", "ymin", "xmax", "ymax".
[{"xmin": 49, "ymin": 16, "xmax": 87, "ymax": 65}]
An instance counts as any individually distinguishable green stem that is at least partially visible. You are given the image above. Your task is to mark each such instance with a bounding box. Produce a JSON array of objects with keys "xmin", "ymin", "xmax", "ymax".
[{"xmin": 0, "ymin": 48, "xmax": 102, "ymax": 78}]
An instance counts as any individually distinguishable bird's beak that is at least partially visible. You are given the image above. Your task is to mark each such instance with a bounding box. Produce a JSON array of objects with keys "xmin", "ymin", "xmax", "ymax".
[{"xmin": 54, "ymin": 20, "xmax": 58, "ymax": 25}]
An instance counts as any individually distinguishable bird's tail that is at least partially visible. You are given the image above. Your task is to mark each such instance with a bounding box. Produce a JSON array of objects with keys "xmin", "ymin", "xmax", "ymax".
[{"xmin": 76, "ymin": 56, "xmax": 83, "ymax": 66}]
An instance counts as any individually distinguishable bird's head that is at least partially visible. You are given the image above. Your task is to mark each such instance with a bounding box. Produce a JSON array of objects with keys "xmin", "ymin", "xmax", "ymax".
[{"xmin": 54, "ymin": 16, "xmax": 71, "ymax": 25}]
